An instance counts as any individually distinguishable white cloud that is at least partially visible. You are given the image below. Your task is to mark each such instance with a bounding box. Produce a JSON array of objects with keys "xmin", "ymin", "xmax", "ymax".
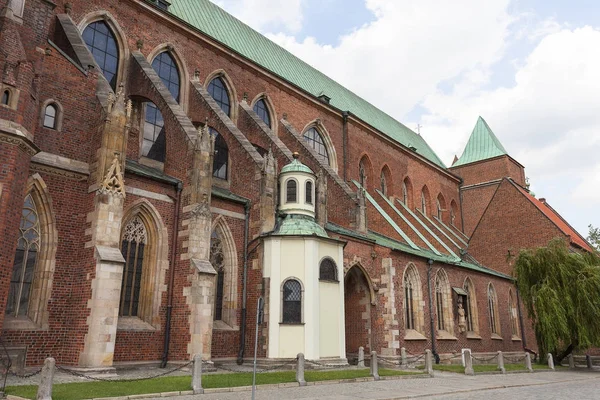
[
  {"xmin": 266, "ymin": 0, "xmax": 514, "ymax": 116},
  {"xmin": 213, "ymin": 0, "xmax": 304, "ymax": 33}
]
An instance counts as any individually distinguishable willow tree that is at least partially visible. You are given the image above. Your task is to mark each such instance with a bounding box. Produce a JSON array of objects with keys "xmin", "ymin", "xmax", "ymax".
[{"xmin": 514, "ymin": 239, "xmax": 600, "ymax": 362}]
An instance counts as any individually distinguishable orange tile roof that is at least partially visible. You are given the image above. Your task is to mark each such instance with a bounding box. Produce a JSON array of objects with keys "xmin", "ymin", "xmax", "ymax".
[{"xmin": 513, "ymin": 182, "xmax": 593, "ymax": 252}]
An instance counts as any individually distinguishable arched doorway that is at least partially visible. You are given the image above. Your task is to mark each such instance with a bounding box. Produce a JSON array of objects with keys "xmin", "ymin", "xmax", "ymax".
[{"xmin": 344, "ymin": 264, "xmax": 374, "ymax": 356}]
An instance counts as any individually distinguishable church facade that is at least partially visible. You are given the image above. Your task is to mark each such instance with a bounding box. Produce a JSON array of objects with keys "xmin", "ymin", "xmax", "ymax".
[{"xmin": 0, "ymin": 0, "xmax": 592, "ymax": 369}]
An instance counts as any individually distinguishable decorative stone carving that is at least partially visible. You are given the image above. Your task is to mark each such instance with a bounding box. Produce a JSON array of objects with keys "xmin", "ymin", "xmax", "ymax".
[
  {"xmin": 99, "ymin": 154, "xmax": 125, "ymax": 197},
  {"xmin": 190, "ymin": 202, "xmax": 211, "ymax": 219},
  {"xmin": 122, "ymin": 216, "xmax": 147, "ymax": 244},
  {"xmin": 458, "ymin": 300, "xmax": 467, "ymax": 333}
]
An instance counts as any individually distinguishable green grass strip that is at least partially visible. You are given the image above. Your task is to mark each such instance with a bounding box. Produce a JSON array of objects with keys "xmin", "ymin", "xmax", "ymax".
[
  {"xmin": 418, "ymin": 363, "xmax": 557, "ymax": 373},
  {"xmin": 4, "ymin": 368, "xmax": 420, "ymax": 400}
]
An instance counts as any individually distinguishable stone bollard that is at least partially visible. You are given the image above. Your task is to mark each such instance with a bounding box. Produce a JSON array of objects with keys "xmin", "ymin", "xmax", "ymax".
[
  {"xmin": 497, "ymin": 351, "xmax": 505, "ymax": 374},
  {"xmin": 547, "ymin": 353, "xmax": 555, "ymax": 370},
  {"xmin": 401, "ymin": 347, "xmax": 407, "ymax": 369},
  {"xmin": 358, "ymin": 346, "xmax": 365, "ymax": 368},
  {"xmin": 586, "ymin": 355, "xmax": 593, "ymax": 369},
  {"xmin": 36, "ymin": 357, "xmax": 55, "ymax": 400},
  {"xmin": 425, "ymin": 349, "xmax": 434, "ymax": 377},
  {"xmin": 525, "ymin": 353, "xmax": 533, "ymax": 373},
  {"xmin": 568, "ymin": 354, "xmax": 575, "ymax": 369},
  {"xmin": 192, "ymin": 354, "xmax": 204, "ymax": 394},
  {"xmin": 296, "ymin": 353, "xmax": 306, "ymax": 386},
  {"xmin": 370, "ymin": 351, "xmax": 380, "ymax": 381},
  {"xmin": 463, "ymin": 349, "xmax": 474, "ymax": 376}
]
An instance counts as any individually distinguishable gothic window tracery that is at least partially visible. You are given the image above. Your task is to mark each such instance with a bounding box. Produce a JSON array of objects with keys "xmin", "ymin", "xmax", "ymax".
[
  {"xmin": 152, "ymin": 52, "xmax": 180, "ymax": 102},
  {"xmin": 119, "ymin": 217, "xmax": 148, "ymax": 317},
  {"xmin": 7, "ymin": 195, "xmax": 40, "ymax": 317},
  {"xmin": 403, "ymin": 264, "xmax": 423, "ymax": 333},
  {"xmin": 208, "ymin": 77, "xmax": 231, "ymax": 116},
  {"xmin": 210, "ymin": 230, "xmax": 225, "ymax": 321},
  {"xmin": 253, "ymin": 99, "xmax": 271, "ymax": 128},
  {"xmin": 488, "ymin": 283, "xmax": 501, "ymax": 335}
]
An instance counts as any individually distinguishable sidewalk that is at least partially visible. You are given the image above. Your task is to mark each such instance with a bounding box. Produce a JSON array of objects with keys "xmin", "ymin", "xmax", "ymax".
[{"xmin": 155, "ymin": 370, "xmax": 600, "ymax": 400}]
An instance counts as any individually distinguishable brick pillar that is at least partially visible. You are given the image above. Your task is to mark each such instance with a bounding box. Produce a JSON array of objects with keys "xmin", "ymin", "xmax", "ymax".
[
  {"xmin": 80, "ymin": 88, "xmax": 131, "ymax": 367},
  {"xmin": 184, "ymin": 124, "xmax": 217, "ymax": 361}
]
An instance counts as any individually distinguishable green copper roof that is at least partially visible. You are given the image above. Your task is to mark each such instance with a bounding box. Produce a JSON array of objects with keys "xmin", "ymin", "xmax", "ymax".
[
  {"xmin": 167, "ymin": 0, "xmax": 446, "ymax": 168},
  {"xmin": 275, "ymin": 215, "xmax": 328, "ymax": 238},
  {"xmin": 452, "ymin": 116, "xmax": 508, "ymax": 167},
  {"xmin": 281, "ymin": 157, "xmax": 313, "ymax": 174}
]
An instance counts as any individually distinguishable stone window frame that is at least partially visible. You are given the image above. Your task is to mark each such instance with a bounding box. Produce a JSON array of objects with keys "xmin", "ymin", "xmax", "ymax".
[
  {"xmin": 358, "ymin": 154, "xmax": 374, "ymax": 192},
  {"xmin": 204, "ymin": 69, "xmax": 238, "ymax": 124},
  {"xmin": 300, "ymin": 120, "xmax": 338, "ymax": 173},
  {"xmin": 421, "ymin": 185, "xmax": 431, "ymax": 215},
  {"xmin": 211, "ymin": 215, "xmax": 239, "ymax": 330},
  {"xmin": 8, "ymin": 0, "xmax": 25, "ymax": 20},
  {"xmin": 40, "ymin": 99, "xmax": 63, "ymax": 131},
  {"xmin": 285, "ymin": 178, "xmax": 298, "ymax": 204},
  {"xmin": 4, "ymin": 174, "xmax": 57, "ymax": 331},
  {"xmin": 147, "ymin": 43, "xmax": 190, "ymax": 112},
  {"xmin": 0, "ymin": 84, "xmax": 19, "ymax": 110},
  {"xmin": 434, "ymin": 268, "xmax": 455, "ymax": 339},
  {"xmin": 78, "ymin": 11, "xmax": 130, "ymax": 92},
  {"xmin": 117, "ymin": 200, "xmax": 169, "ymax": 331},
  {"xmin": 508, "ymin": 288, "xmax": 521, "ymax": 341},
  {"xmin": 280, "ymin": 277, "xmax": 304, "ymax": 325},
  {"xmin": 463, "ymin": 277, "xmax": 481, "ymax": 338},
  {"xmin": 380, "ymin": 164, "xmax": 393, "ymax": 198},
  {"xmin": 487, "ymin": 283, "xmax": 502, "ymax": 339},
  {"xmin": 436, "ymin": 193, "xmax": 446, "ymax": 222},
  {"xmin": 402, "ymin": 263, "xmax": 426, "ymax": 339},
  {"xmin": 450, "ymin": 200, "xmax": 459, "ymax": 227},
  {"xmin": 250, "ymin": 93, "xmax": 277, "ymax": 133}
]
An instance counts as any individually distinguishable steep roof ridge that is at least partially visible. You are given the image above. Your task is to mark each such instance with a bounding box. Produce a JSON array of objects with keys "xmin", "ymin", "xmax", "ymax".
[
  {"xmin": 452, "ymin": 116, "xmax": 508, "ymax": 167},
  {"xmin": 508, "ymin": 179, "xmax": 594, "ymax": 252},
  {"xmin": 167, "ymin": 0, "xmax": 446, "ymax": 168}
]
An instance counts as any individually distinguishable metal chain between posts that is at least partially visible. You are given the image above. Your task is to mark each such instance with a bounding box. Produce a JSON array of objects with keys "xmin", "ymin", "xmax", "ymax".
[
  {"xmin": 405, "ymin": 354, "xmax": 425, "ymax": 365},
  {"xmin": 208, "ymin": 358, "xmax": 297, "ymax": 374},
  {"xmin": 305, "ymin": 359, "xmax": 339, "ymax": 369},
  {"xmin": 504, "ymin": 354, "xmax": 528, "ymax": 363},
  {"xmin": 56, "ymin": 360, "xmax": 193, "ymax": 382},
  {"xmin": 471, "ymin": 354, "xmax": 499, "ymax": 362},
  {"xmin": 7, "ymin": 368, "xmax": 43, "ymax": 379},
  {"xmin": 438, "ymin": 353, "xmax": 463, "ymax": 362}
]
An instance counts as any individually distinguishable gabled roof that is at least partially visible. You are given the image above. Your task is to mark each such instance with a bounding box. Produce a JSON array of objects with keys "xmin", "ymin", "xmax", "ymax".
[
  {"xmin": 452, "ymin": 116, "xmax": 508, "ymax": 167},
  {"xmin": 167, "ymin": 0, "xmax": 446, "ymax": 168},
  {"xmin": 511, "ymin": 181, "xmax": 594, "ymax": 252}
]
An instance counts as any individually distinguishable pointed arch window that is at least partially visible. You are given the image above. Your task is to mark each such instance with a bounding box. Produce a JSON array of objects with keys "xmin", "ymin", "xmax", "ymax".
[
  {"xmin": 437, "ymin": 199, "xmax": 443, "ymax": 220},
  {"xmin": 404, "ymin": 275, "xmax": 415, "ymax": 330},
  {"xmin": 509, "ymin": 290, "xmax": 520, "ymax": 339},
  {"xmin": 253, "ymin": 99, "xmax": 271, "ymax": 128},
  {"xmin": 303, "ymin": 127, "xmax": 330, "ymax": 166},
  {"xmin": 152, "ymin": 52, "xmax": 180, "ymax": 102},
  {"xmin": 210, "ymin": 128, "xmax": 229, "ymax": 180},
  {"xmin": 286, "ymin": 179, "xmax": 297, "ymax": 203},
  {"xmin": 7, "ymin": 195, "xmax": 40, "ymax": 317},
  {"xmin": 463, "ymin": 278, "xmax": 479, "ymax": 334},
  {"xmin": 82, "ymin": 21, "xmax": 119, "ymax": 90},
  {"xmin": 211, "ymin": 230, "xmax": 225, "ymax": 321},
  {"xmin": 2, "ymin": 90, "xmax": 9, "ymax": 105},
  {"xmin": 119, "ymin": 217, "xmax": 148, "ymax": 317},
  {"xmin": 488, "ymin": 284, "xmax": 501, "ymax": 336},
  {"xmin": 142, "ymin": 103, "xmax": 166, "ymax": 162},
  {"xmin": 434, "ymin": 270, "xmax": 453, "ymax": 333},
  {"xmin": 282, "ymin": 279, "xmax": 302, "ymax": 324},
  {"xmin": 305, "ymin": 180, "xmax": 313, "ymax": 204},
  {"xmin": 380, "ymin": 171, "xmax": 387, "ymax": 196},
  {"xmin": 359, "ymin": 160, "xmax": 367, "ymax": 188},
  {"xmin": 402, "ymin": 181, "xmax": 408, "ymax": 204},
  {"xmin": 403, "ymin": 264, "xmax": 424, "ymax": 334},
  {"xmin": 43, "ymin": 104, "xmax": 57, "ymax": 129},
  {"xmin": 208, "ymin": 77, "xmax": 231, "ymax": 116},
  {"xmin": 421, "ymin": 192, "xmax": 427, "ymax": 214}
]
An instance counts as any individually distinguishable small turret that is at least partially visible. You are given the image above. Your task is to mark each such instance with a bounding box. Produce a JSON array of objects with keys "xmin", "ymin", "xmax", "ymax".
[{"xmin": 279, "ymin": 152, "xmax": 316, "ymax": 218}]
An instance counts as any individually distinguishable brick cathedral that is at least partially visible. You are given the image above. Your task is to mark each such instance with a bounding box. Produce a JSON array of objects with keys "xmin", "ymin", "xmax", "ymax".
[{"xmin": 0, "ymin": 0, "xmax": 593, "ymax": 370}]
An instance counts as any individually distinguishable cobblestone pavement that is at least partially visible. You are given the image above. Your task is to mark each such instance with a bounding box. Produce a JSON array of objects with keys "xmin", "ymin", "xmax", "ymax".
[{"xmin": 161, "ymin": 370, "xmax": 600, "ymax": 400}]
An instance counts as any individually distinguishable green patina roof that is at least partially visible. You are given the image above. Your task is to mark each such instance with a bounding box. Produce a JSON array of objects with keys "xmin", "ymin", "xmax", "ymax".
[
  {"xmin": 452, "ymin": 116, "xmax": 508, "ymax": 167},
  {"xmin": 167, "ymin": 0, "xmax": 446, "ymax": 168},
  {"xmin": 275, "ymin": 214, "xmax": 328, "ymax": 238},
  {"xmin": 281, "ymin": 157, "xmax": 313, "ymax": 174}
]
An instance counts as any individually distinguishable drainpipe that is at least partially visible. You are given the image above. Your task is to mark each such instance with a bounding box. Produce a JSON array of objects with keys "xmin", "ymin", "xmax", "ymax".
[
  {"xmin": 342, "ymin": 111, "xmax": 350, "ymax": 182},
  {"xmin": 237, "ymin": 201, "xmax": 251, "ymax": 364},
  {"xmin": 427, "ymin": 259, "xmax": 439, "ymax": 363},
  {"xmin": 161, "ymin": 181, "xmax": 183, "ymax": 368}
]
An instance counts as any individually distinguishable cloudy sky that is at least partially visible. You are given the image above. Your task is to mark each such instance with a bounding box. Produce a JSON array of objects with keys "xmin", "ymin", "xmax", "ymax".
[{"xmin": 213, "ymin": 0, "xmax": 599, "ymax": 238}]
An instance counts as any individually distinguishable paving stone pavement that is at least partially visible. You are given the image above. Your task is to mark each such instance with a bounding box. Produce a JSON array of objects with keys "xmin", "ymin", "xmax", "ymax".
[{"xmin": 151, "ymin": 370, "xmax": 600, "ymax": 400}]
